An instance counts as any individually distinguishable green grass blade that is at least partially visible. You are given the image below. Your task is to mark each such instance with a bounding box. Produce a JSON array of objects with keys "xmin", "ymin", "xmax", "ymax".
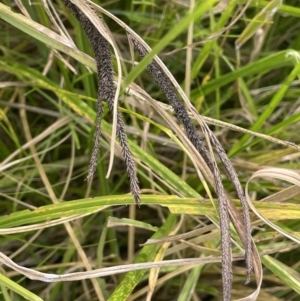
[
  {"xmin": 262, "ymin": 255, "xmax": 300, "ymax": 295},
  {"xmin": 229, "ymin": 62, "xmax": 300, "ymax": 156},
  {"xmin": 198, "ymin": 51, "xmax": 293, "ymax": 97},
  {"xmin": 1, "ymin": 196, "xmax": 299, "ymax": 230},
  {"xmin": 0, "ymin": 273, "xmax": 43, "ymax": 301},
  {"xmin": 107, "ymin": 214, "xmax": 177, "ymax": 301},
  {"xmin": 177, "ymin": 265, "xmax": 203, "ymax": 301}
]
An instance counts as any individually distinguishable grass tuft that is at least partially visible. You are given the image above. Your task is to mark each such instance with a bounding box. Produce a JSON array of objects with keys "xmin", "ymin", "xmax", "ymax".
[{"xmin": 1, "ymin": 1, "xmax": 300, "ymax": 300}]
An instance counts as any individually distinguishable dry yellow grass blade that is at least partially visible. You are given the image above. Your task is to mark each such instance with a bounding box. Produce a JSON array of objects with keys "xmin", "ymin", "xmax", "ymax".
[
  {"xmin": 246, "ymin": 167, "xmax": 300, "ymax": 245},
  {"xmin": 0, "ymin": 252, "xmax": 247, "ymax": 282}
]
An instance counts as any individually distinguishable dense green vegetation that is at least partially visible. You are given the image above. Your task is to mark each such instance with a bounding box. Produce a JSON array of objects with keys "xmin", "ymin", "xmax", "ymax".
[{"xmin": 1, "ymin": 0, "xmax": 300, "ymax": 300}]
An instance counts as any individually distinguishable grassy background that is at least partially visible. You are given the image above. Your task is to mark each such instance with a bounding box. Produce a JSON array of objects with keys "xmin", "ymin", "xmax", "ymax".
[{"xmin": 1, "ymin": 0, "xmax": 300, "ymax": 300}]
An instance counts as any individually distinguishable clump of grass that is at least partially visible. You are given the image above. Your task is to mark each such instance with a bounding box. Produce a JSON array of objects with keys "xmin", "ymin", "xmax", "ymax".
[{"xmin": 1, "ymin": 1, "xmax": 300, "ymax": 301}]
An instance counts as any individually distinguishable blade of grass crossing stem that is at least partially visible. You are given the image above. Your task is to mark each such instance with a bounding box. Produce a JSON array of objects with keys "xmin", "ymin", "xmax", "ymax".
[
  {"xmin": 262, "ymin": 255, "xmax": 300, "ymax": 295},
  {"xmin": 229, "ymin": 61, "xmax": 300, "ymax": 157},
  {"xmin": 0, "ymin": 273, "xmax": 43, "ymax": 301},
  {"xmin": 107, "ymin": 214, "xmax": 177, "ymax": 301}
]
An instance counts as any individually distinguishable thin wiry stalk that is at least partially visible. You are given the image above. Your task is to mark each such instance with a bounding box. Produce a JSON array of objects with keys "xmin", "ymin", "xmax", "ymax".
[
  {"xmin": 61, "ymin": 0, "xmax": 140, "ymax": 205},
  {"xmin": 128, "ymin": 35, "xmax": 234, "ymax": 300}
]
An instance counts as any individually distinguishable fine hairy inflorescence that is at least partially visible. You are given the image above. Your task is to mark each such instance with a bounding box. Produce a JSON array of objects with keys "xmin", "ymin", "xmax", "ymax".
[
  {"xmin": 62, "ymin": 0, "xmax": 140, "ymax": 205},
  {"xmin": 129, "ymin": 34, "xmax": 253, "ymax": 300}
]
